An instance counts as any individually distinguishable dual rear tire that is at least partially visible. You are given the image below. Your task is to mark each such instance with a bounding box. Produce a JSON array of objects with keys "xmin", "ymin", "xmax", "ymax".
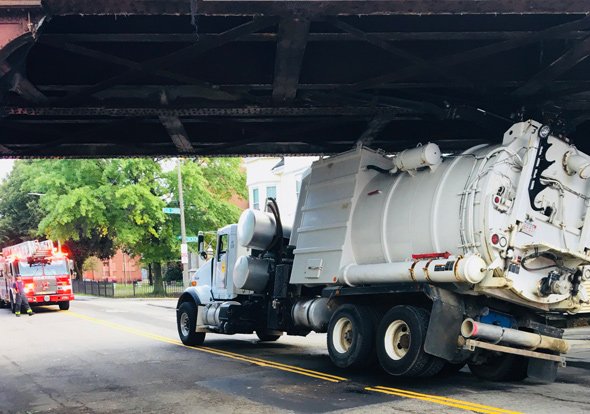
[
  {"xmin": 327, "ymin": 304, "xmax": 444, "ymax": 377},
  {"xmin": 376, "ymin": 306, "xmax": 445, "ymax": 377},
  {"xmin": 327, "ymin": 304, "xmax": 378, "ymax": 369}
]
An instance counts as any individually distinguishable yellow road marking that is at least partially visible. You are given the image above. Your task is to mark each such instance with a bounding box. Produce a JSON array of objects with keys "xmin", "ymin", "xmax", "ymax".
[
  {"xmin": 68, "ymin": 311, "xmax": 519, "ymax": 413},
  {"xmin": 367, "ymin": 386, "xmax": 521, "ymax": 414},
  {"xmin": 68, "ymin": 312, "xmax": 343, "ymax": 382},
  {"xmin": 374, "ymin": 385, "xmax": 522, "ymax": 413}
]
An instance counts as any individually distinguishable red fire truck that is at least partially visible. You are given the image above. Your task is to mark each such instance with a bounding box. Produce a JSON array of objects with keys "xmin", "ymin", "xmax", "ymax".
[{"xmin": 0, "ymin": 240, "xmax": 74, "ymax": 312}]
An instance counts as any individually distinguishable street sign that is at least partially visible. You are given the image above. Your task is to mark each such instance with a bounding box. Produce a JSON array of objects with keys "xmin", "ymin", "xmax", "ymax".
[
  {"xmin": 180, "ymin": 243, "xmax": 189, "ymax": 264},
  {"xmin": 162, "ymin": 207, "xmax": 181, "ymax": 214},
  {"xmin": 177, "ymin": 236, "xmax": 199, "ymax": 243}
]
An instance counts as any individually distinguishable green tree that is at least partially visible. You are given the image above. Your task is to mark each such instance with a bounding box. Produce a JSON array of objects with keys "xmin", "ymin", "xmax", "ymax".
[
  {"xmin": 0, "ymin": 157, "xmax": 246, "ymax": 294},
  {"xmin": 129, "ymin": 158, "xmax": 246, "ymax": 294},
  {"xmin": 0, "ymin": 161, "xmax": 46, "ymax": 245},
  {"xmin": 167, "ymin": 158, "xmax": 246, "ymax": 238},
  {"xmin": 82, "ymin": 256, "xmax": 102, "ymax": 279}
]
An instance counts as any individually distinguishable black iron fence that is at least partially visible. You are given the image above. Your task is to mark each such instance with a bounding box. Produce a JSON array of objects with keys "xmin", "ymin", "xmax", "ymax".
[{"xmin": 72, "ymin": 280, "xmax": 183, "ymax": 298}]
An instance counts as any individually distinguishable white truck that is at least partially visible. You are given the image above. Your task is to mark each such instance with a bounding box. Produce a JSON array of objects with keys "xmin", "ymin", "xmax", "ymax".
[{"xmin": 176, "ymin": 120, "xmax": 590, "ymax": 382}]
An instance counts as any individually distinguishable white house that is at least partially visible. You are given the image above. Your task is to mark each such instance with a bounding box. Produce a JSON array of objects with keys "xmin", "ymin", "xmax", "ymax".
[{"xmin": 244, "ymin": 156, "xmax": 318, "ymax": 226}]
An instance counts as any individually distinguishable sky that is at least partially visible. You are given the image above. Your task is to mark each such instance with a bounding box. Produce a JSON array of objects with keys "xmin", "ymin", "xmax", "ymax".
[{"xmin": 0, "ymin": 159, "xmax": 14, "ymax": 181}]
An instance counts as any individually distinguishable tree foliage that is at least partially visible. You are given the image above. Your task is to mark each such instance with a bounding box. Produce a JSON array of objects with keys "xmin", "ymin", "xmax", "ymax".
[
  {"xmin": 0, "ymin": 157, "xmax": 246, "ymax": 289},
  {"xmin": 0, "ymin": 161, "xmax": 45, "ymax": 245}
]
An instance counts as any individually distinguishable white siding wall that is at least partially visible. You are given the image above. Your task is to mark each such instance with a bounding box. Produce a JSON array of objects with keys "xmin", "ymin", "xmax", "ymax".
[{"xmin": 245, "ymin": 156, "xmax": 318, "ymax": 226}]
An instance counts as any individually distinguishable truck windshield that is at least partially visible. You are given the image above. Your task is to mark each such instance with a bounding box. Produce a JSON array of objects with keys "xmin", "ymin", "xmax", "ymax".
[{"xmin": 18, "ymin": 259, "xmax": 68, "ymax": 277}]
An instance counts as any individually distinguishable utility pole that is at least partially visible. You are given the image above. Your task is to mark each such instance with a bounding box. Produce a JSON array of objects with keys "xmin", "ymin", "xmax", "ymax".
[{"xmin": 178, "ymin": 158, "xmax": 190, "ymax": 287}]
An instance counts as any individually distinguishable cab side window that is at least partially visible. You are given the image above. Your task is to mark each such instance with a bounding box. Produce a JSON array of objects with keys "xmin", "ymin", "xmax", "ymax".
[{"xmin": 217, "ymin": 234, "xmax": 228, "ymax": 260}]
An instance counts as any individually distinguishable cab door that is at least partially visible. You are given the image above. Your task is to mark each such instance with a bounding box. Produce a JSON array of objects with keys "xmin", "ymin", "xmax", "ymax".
[{"xmin": 212, "ymin": 232, "xmax": 230, "ymax": 298}]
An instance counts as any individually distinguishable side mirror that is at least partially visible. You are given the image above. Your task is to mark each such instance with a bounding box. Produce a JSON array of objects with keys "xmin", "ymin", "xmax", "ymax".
[{"xmin": 197, "ymin": 231, "xmax": 207, "ymax": 259}]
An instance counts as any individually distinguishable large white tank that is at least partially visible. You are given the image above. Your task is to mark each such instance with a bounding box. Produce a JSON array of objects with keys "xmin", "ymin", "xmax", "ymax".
[{"xmin": 289, "ymin": 120, "xmax": 590, "ymax": 312}]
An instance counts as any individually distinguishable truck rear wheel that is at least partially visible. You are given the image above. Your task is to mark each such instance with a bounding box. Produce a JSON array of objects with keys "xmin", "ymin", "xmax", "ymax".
[
  {"xmin": 177, "ymin": 301, "xmax": 206, "ymax": 346},
  {"xmin": 59, "ymin": 301, "xmax": 70, "ymax": 311},
  {"xmin": 256, "ymin": 331, "xmax": 282, "ymax": 342},
  {"xmin": 376, "ymin": 305, "xmax": 444, "ymax": 377},
  {"xmin": 327, "ymin": 304, "xmax": 377, "ymax": 369},
  {"xmin": 468, "ymin": 353, "xmax": 528, "ymax": 381}
]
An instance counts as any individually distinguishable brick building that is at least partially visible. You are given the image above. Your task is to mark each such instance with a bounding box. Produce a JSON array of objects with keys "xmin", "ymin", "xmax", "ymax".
[{"xmin": 83, "ymin": 250, "xmax": 142, "ymax": 283}]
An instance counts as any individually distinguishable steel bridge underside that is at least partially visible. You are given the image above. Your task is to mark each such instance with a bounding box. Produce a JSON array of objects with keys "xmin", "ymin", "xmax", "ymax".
[{"xmin": 2, "ymin": 1, "xmax": 590, "ymax": 157}]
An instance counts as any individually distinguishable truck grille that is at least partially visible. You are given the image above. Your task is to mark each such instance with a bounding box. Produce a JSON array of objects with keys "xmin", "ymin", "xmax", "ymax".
[{"xmin": 33, "ymin": 277, "xmax": 57, "ymax": 295}]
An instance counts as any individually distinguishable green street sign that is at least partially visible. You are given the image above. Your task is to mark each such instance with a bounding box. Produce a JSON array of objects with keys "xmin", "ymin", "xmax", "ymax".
[
  {"xmin": 162, "ymin": 207, "xmax": 181, "ymax": 214},
  {"xmin": 177, "ymin": 236, "xmax": 199, "ymax": 243}
]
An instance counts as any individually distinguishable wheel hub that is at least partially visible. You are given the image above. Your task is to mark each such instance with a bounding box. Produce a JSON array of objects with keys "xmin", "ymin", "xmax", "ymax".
[
  {"xmin": 180, "ymin": 312, "xmax": 191, "ymax": 337},
  {"xmin": 384, "ymin": 320, "xmax": 411, "ymax": 361},
  {"xmin": 332, "ymin": 317, "xmax": 354, "ymax": 354}
]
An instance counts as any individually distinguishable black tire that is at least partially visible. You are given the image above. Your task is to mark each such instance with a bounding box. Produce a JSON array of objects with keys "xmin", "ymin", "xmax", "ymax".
[
  {"xmin": 468, "ymin": 353, "xmax": 528, "ymax": 381},
  {"xmin": 0, "ymin": 299, "xmax": 5, "ymax": 309},
  {"xmin": 59, "ymin": 301, "xmax": 70, "ymax": 311},
  {"xmin": 376, "ymin": 305, "xmax": 445, "ymax": 377},
  {"xmin": 256, "ymin": 331, "xmax": 282, "ymax": 342},
  {"xmin": 177, "ymin": 301, "xmax": 206, "ymax": 346},
  {"xmin": 327, "ymin": 304, "xmax": 377, "ymax": 369}
]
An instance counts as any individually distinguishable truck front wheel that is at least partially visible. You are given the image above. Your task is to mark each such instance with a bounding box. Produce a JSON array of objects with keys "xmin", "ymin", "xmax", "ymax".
[
  {"xmin": 327, "ymin": 304, "xmax": 376, "ymax": 369},
  {"xmin": 376, "ymin": 305, "xmax": 444, "ymax": 377},
  {"xmin": 59, "ymin": 301, "xmax": 70, "ymax": 311},
  {"xmin": 177, "ymin": 301, "xmax": 206, "ymax": 346}
]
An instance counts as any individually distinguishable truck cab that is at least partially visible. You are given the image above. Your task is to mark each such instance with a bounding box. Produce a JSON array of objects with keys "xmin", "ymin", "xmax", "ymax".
[
  {"xmin": 0, "ymin": 241, "xmax": 74, "ymax": 312},
  {"xmin": 191, "ymin": 224, "xmax": 248, "ymax": 301}
]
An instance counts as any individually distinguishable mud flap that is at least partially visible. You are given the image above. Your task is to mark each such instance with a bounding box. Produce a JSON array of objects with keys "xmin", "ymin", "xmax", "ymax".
[
  {"xmin": 527, "ymin": 359, "xmax": 558, "ymax": 383},
  {"xmin": 424, "ymin": 287, "xmax": 465, "ymax": 361}
]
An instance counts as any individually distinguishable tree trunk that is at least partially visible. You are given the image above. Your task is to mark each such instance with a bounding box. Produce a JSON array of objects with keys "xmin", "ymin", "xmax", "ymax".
[
  {"xmin": 152, "ymin": 262, "xmax": 165, "ymax": 296},
  {"xmin": 74, "ymin": 258, "xmax": 84, "ymax": 280},
  {"xmin": 148, "ymin": 263, "xmax": 153, "ymax": 285}
]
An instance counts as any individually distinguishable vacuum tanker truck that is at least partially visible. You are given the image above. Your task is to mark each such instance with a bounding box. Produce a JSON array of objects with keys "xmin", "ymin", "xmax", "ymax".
[{"xmin": 176, "ymin": 119, "xmax": 590, "ymax": 382}]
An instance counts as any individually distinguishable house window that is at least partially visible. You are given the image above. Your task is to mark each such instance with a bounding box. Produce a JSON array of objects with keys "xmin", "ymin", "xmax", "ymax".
[
  {"xmin": 296, "ymin": 179, "xmax": 302, "ymax": 200},
  {"xmin": 252, "ymin": 188, "xmax": 260, "ymax": 210},
  {"xmin": 266, "ymin": 185, "xmax": 277, "ymax": 201}
]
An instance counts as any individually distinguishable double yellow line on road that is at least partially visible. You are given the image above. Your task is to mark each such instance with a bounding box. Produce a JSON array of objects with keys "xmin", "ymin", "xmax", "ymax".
[
  {"xmin": 68, "ymin": 311, "xmax": 520, "ymax": 413},
  {"xmin": 366, "ymin": 386, "xmax": 521, "ymax": 414},
  {"xmin": 69, "ymin": 312, "xmax": 343, "ymax": 383}
]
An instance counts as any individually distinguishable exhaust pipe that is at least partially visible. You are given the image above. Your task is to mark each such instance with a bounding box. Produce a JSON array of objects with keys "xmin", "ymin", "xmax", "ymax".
[{"xmin": 461, "ymin": 318, "xmax": 569, "ymax": 354}]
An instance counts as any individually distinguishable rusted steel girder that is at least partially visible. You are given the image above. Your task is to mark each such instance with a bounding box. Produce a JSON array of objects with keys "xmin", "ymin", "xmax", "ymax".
[
  {"xmin": 35, "ymin": 1, "xmax": 590, "ymax": 16},
  {"xmin": 0, "ymin": 2, "xmax": 42, "ymax": 54},
  {"xmin": 0, "ymin": 2, "xmax": 45, "ymax": 107}
]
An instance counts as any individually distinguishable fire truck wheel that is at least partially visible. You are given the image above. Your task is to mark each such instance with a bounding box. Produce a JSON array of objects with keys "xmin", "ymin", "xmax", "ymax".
[
  {"xmin": 468, "ymin": 353, "xmax": 528, "ymax": 381},
  {"xmin": 327, "ymin": 304, "xmax": 377, "ymax": 369},
  {"xmin": 59, "ymin": 301, "xmax": 70, "ymax": 311},
  {"xmin": 177, "ymin": 301, "xmax": 206, "ymax": 346},
  {"xmin": 376, "ymin": 305, "xmax": 444, "ymax": 377},
  {"xmin": 0, "ymin": 299, "xmax": 5, "ymax": 309}
]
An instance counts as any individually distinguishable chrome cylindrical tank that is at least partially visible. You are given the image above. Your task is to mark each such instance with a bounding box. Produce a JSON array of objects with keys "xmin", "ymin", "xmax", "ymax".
[{"xmin": 351, "ymin": 143, "xmax": 499, "ymax": 263}]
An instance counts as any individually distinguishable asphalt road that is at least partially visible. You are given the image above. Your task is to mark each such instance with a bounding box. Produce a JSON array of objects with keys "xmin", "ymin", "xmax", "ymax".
[{"xmin": 1, "ymin": 296, "xmax": 589, "ymax": 414}]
